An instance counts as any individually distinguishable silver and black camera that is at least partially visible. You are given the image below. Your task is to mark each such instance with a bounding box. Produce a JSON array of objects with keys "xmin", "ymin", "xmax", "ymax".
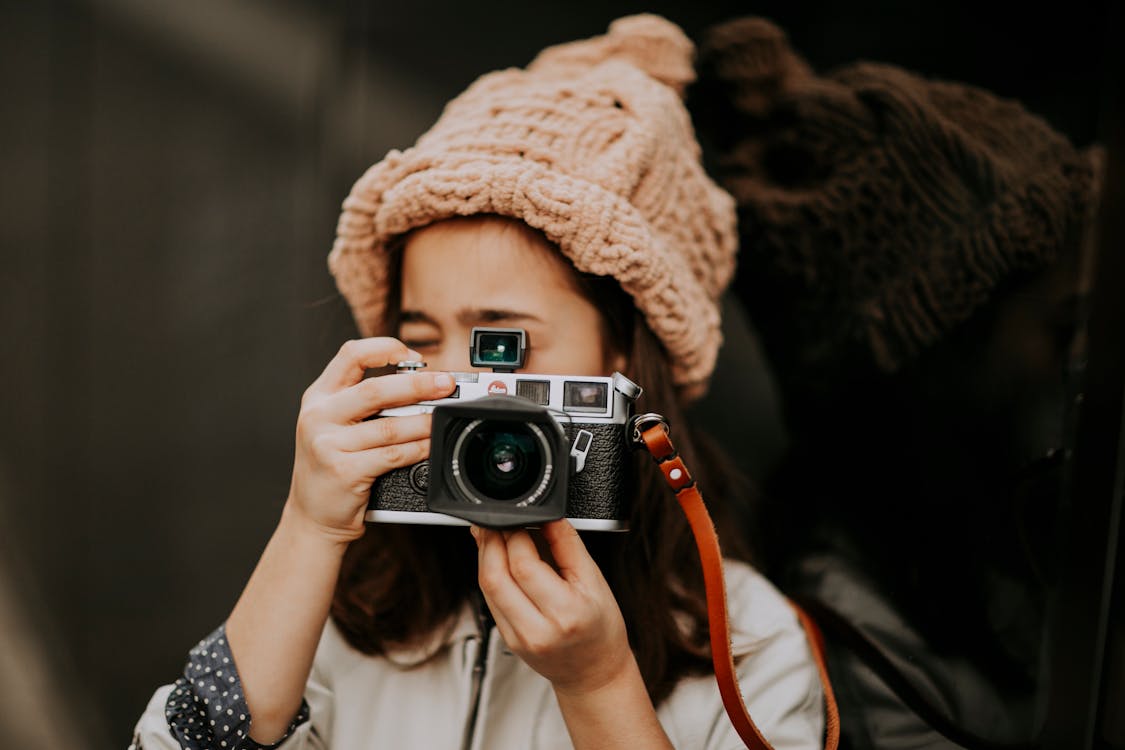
[{"xmin": 366, "ymin": 327, "xmax": 642, "ymax": 530}]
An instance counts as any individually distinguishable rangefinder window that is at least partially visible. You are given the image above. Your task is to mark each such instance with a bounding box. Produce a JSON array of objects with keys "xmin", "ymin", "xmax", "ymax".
[
  {"xmin": 563, "ymin": 381, "xmax": 609, "ymax": 413},
  {"xmin": 470, "ymin": 327, "xmax": 527, "ymax": 370}
]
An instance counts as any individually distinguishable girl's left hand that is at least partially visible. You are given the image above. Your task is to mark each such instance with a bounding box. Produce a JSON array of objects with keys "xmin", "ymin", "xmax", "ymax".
[{"xmin": 471, "ymin": 520, "xmax": 633, "ymax": 696}]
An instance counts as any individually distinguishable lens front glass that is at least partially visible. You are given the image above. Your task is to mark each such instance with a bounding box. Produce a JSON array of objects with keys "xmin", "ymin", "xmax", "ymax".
[{"xmin": 460, "ymin": 420, "xmax": 547, "ymax": 502}]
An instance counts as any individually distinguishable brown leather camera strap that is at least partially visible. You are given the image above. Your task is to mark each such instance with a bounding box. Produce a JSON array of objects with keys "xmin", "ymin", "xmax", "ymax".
[{"xmin": 638, "ymin": 421, "xmax": 840, "ymax": 750}]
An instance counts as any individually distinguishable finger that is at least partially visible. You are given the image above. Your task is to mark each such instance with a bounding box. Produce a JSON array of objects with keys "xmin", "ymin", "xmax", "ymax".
[
  {"xmin": 348, "ymin": 438, "xmax": 432, "ymax": 480},
  {"xmin": 308, "ymin": 338, "xmax": 421, "ymax": 396},
  {"xmin": 474, "ymin": 527, "xmax": 551, "ymax": 633},
  {"xmin": 470, "ymin": 528, "xmax": 522, "ymax": 647},
  {"xmin": 503, "ymin": 530, "xmax": 574, "ymax": 614},
  {"xmin": 482, "ymin": 596, "xmax": 521, "ymax": 654},
  {"xmin": 323, "ymin": 371, "xmax": 455, "ymax": 423},
  {"xmin": 539, "ymin": 519, "xmax": 601, "ymax": 585},
  {"xmin": 332, "ymin": 414, "xmax": 432, "ymax": 452}
]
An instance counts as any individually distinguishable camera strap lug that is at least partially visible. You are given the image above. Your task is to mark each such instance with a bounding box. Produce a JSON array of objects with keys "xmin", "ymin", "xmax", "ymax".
[
  {"xmin": 635, "ymin": 417, "xmax": 840, "ymax": 750},
  {"xmin": 629, "ymin": 413, "xmax": 670, "ymax": 448}
]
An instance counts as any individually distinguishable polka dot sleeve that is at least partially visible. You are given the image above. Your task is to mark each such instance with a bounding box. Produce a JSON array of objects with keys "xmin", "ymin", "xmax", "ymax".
[{"xmin": 163, "ymin": 624, "xmax": 311, "ymax": 749}]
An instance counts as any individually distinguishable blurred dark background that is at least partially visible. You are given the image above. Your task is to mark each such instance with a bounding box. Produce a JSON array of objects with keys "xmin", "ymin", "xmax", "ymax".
[{"xmin": 0, "ymin": 1, "xmax": 1116, "ymax": 748}]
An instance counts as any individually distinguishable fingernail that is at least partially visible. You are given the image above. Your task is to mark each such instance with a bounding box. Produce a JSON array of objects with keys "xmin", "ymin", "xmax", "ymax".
[
  {"xmin": 434, "ymin": 373, "xmax": 454, "ymax": 390},
  {"xmin": 406, "ymin": 349, "xmax": 423, "ymax": 361}
]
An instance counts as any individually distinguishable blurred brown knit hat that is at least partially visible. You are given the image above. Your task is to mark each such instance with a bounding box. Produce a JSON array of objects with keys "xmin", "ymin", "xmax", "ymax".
[
  {"xmin": 330, "ymin": 15, "xmax": 737, "ymax": 398},
  {"xmin": 690, "ymin": 18, "xmax": 1103, "ymax": 381}
]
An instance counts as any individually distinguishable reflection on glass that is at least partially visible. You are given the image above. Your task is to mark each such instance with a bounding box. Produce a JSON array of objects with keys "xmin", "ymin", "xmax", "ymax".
[{"xmin": 691, "ymin": 14, "xmax": 1108, "ymax": 748}]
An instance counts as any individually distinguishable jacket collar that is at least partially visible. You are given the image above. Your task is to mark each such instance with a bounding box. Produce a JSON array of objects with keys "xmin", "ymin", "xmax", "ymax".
[{"xmin": 384, "ymin": 600, "xmax": 486, "ymax": 668}]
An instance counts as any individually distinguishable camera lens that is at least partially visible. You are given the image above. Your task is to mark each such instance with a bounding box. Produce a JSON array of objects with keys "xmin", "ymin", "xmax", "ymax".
[{"xmin": 456, "ymin": 420, "xmax": 551, "ymax": 503}]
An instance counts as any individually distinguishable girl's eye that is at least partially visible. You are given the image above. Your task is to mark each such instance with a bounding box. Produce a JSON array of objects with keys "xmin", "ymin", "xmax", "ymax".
[
  {"xmin": 402, "ymin": 339, "xmax": 440, "ymax": 352},
  {"xmin": 398, "ymin": 324, "xmax": 441, "ymax": 352}
]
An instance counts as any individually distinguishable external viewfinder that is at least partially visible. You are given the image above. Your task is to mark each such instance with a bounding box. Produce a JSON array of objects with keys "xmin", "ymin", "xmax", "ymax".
[{"xmin": 470, "ymin": 327, "xmax": 528, "ymax": 371}]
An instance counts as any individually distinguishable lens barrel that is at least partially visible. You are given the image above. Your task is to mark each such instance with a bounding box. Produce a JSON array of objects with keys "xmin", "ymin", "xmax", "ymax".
[{"xmin": 427, "ymin": 395, "xmax": 569, "ymax": 528}]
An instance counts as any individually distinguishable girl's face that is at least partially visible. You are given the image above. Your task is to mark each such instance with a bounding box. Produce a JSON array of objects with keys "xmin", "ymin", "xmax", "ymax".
[{"xmin": 398, "ymin": 216, "xmax": 624, "ymax": 376}]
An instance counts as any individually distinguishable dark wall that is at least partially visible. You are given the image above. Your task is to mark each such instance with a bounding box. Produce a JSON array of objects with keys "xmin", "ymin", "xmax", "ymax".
[{"xmin": 0, "ymin": 1, "xmax": 1110, "ymax": 747}]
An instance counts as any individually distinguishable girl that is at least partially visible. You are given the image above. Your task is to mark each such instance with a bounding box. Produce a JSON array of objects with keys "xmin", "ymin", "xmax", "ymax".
[{"xmin": 132, "ymin": 15, "xmax": 824, "ymax": 750}]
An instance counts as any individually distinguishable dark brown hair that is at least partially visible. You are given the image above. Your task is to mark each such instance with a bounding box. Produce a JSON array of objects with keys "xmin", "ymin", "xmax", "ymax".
[{"xmin": 330, "ymin": 223, "xmax": 752, "ymax": 705}]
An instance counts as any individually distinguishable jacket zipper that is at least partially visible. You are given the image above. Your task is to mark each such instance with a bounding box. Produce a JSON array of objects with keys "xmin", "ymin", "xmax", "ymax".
[{"xmin": 460, "ymin": 591, "xmax": 493, "ymax": 750}]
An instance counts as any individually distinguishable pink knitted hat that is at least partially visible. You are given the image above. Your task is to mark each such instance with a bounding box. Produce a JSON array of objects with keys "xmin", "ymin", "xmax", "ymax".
[{"xmin": 329, "ymin": 14, "xmax": 737, "ymax": 397}]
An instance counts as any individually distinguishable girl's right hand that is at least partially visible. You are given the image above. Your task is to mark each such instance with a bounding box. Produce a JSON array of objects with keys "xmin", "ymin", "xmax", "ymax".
[{"xmin": 284, "ymin": 337, "xmax": 457, "ymax": 545}]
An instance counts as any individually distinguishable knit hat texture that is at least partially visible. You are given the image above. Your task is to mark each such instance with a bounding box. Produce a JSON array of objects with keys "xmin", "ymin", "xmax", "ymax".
[
  {"xmin": 691, "ymin": 17, "xmax": 1103, "ymax": 380},
  {"xmin": 330, "ymin": 14, "xmax": 738, "ymax": 397}
]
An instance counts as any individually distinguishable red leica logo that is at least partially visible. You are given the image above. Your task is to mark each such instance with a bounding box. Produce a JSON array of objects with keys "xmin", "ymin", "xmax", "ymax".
[{"xmin": 488, "ymin": 381, "xmax": 508, "ymax": 396}]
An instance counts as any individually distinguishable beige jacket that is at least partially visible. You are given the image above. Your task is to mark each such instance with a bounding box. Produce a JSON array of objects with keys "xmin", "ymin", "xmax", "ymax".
[{"xmin": 132, "ymin": 561, "xmax": 824, "ymax": 749}]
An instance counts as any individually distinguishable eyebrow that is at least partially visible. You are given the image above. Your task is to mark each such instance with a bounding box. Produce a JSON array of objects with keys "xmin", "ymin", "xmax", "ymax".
[{"xmin": 399, "ymin": 308, "xmax": 545, "ymax": 327}]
